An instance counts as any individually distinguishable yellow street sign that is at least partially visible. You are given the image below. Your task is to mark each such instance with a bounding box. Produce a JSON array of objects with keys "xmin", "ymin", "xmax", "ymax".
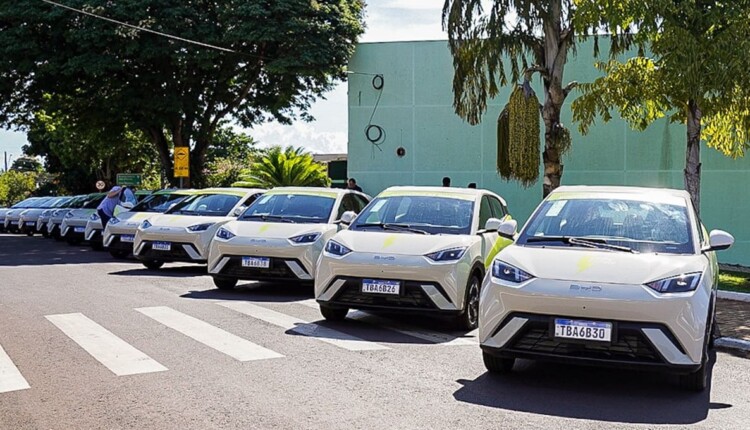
[{"xmin": 174, "ymin": 147, "xmax": 189, "ymax": 178}]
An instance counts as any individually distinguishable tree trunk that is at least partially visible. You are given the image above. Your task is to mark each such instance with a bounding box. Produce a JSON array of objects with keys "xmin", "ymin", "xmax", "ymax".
[
  {"xmin": 147, "ymin": 127, "xmax": 174, "ymax": 186},
  {"xmin": 542, "ymin": 101, "xmax": 563, "ymax": 197},
  {"xmin": 685, "ymin": 99, "xmax": 702, "ymax": 216}
]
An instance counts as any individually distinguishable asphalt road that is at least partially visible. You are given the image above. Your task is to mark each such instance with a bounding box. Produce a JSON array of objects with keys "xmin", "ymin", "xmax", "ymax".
[{"xmin": 1, "ymin": 233, "xmax": 749, "ymax": 429}]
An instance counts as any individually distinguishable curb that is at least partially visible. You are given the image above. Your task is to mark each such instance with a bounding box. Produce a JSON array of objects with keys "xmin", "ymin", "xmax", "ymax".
[
  {"xmin": 715, "ymin": 337, "xmax": 750, "ymax": 353},
  {"xmin": 717, "ymin": 290, "xmax": 750, "ymax": 302}
]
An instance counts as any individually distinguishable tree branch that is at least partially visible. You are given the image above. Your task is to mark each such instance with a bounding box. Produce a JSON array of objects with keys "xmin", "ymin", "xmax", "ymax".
[
  {"xmin": 524, "ymin": 66, "xmax": 549, "ymax": 82},
  {"xmin": 563, "ymin": 81, "xmax": 578, "ymax": 97}
]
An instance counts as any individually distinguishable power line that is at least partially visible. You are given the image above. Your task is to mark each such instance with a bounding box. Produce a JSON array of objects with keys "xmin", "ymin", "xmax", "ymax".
[{"xmin": 41, "ymin": 0, "xmax": 240, "ymax": 54}]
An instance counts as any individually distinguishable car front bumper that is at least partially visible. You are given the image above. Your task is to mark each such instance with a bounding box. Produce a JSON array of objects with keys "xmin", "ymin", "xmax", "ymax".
[
  {"xmin": 208, "ymin": 237, "xmax": 323, "ymax": 282},
  {"xmin": 134, "ymin": 227, "xmax": 214, "ymax": 263},
  {"xmin": 315, "ymin": 252, "xmax": 472, "ymax": 313},
  {"xmin": 84, "ymin": 220, "xmax": 103, "ymax": 241},
  {"xmin": 61, "ymin": 219, "xmax": 89, "ymax": 239},
  {"xmin": 479, "ymin": 276, "xmax": 711, "ymax": 368},
  {"xmin": 103, "ymin": 222, "xmax": 140, "ymax": 252}
]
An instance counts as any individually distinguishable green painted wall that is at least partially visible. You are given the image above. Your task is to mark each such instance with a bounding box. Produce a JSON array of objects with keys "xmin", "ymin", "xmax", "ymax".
[{"xmin": 347, "ymin": 40, "xmax": 750, "ymax": 265}]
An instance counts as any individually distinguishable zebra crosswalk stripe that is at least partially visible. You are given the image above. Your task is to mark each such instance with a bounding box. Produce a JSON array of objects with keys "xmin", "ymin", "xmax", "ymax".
[{"xmin": 0, "ymin": 344, "xmax": 30, "ymax": 394}]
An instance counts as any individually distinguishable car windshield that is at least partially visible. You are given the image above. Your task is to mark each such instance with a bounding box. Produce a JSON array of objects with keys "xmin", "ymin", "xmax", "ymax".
[
  {"xmin": 239, "ymin": 193, "xmax": 335, "ymax": 224},
  {"xmin": 11, "ymin": 198, "xmax": 36, "ymax": 208},
  {"xmin": 50, "ymin": 197, "xmax": 72, "ymax": 208},
  {"xmin": 132, "ymin": 193, "xmax": 189, "ymax": 213},
  {"xmin": 82, "ymin": 195, "xmax": 105, "ymax": 209},
  {"xmin": 64, "ymin": 197, "xmax": 87, "ymax": 209},
  {"xmin": 350, "ymin": 195, "xmax": 474, "ymax": 235},
  {"xmin": 518, "ymin": 197, "xmax": 695, "ymax": 254},
  {"xmin": 167, "ymin": 193, "xmax": 240, "ymax": 216},
  {"xmin": 28, "ymin": 198, "xmax": 53, "ymax": 208}
]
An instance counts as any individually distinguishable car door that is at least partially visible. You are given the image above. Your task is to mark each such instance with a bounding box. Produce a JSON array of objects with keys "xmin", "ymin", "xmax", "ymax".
[{"xmin": 485, "ymin": 195, "xmax": 514, "ymax": 267}]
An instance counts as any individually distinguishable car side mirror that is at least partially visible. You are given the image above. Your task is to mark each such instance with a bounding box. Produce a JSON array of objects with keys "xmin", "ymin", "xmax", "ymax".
[
  {"xmin": 339, "ymin": 211, "xmax": 357, "ymax": 225},
  {"xmin": 232, "ymin": 207, "xmax": 245, "ymax": 217},
  {"xmin": 484, "ymin": 218, "xmax": 502, "ymax": 232},
  {"xmin": 706, "ymin": 229, "xmax": 734, "ymax": 252},
  {"xmin": 121, "ymin": 202, "xmax": 134, "ymax": 210},
  {"xmin": 496, "ymin": 219, "xmax": 518, "ymax": 239}
]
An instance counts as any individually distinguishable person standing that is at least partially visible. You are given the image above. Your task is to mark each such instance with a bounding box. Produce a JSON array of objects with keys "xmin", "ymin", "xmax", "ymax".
[
  {"xmin": 347, "ymin": 178, "xmax": 363, "ymax": 193},
  {"xmin": 97, "ymin": 185, "xmax": 122, "ymax": 229},
  {"xmin": 122, "ymin": 186, "xmax": 137, "ymax": 205},
  {"xmin": 442, "ymin": 177, "xmax": 451, "ymax": 187}
]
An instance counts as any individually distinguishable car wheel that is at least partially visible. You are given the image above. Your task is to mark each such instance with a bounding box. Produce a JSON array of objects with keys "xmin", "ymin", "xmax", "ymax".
[
  {"xmin": 483, "ymin": 352, "xmax": 515, "ymax": 374},
  {"xmin": 25, "ymin": 231, "xmax": 34, "ymax": 237},
  {"xmin": 679, "ymin": 356, "xmax": 708, "ymax": 392},
  {"xmin": 454, "ymin": 274, "xmax": 481, "ymax": 330},
  {"xmin": 709, "ymin": 312, "xmax": 719, "ymax": 350},
  {"xmin": 320, "ymin": 305, "xmax": 348, "ymax": 321},
  {"xmin": 213, "ymin": 277, "xmax": 238, "ymax": 290},
  {"xmin": 109, "ymin": 250, "xmax": 129, "ymax": 259},
  {"xmin": 142, "ymin": 260, "xmax": 164, "ymax": 270},
  {"xmin": 41, "ymin": 231, "xmax": 49, "ymax": 238}
]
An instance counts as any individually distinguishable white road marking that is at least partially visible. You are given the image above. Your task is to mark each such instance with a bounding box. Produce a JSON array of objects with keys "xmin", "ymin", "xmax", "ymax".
[
  {"xmin": 0, "ymin": 344, "xmax": 30, "ymax": 394},
  {"xmin": 136, "ymin": 306, "xmax": 282, "ymax": 361},
  {"xmin": 297, "ymin": 300, "xmax": 477, "ymax": 346},
  {"xmin": 217, "ymin": 301, "xmax": 389, "ymax": 351},
  {"xmin": 45, "ymin": 313, "xmax": 167, "ymax": 376}
]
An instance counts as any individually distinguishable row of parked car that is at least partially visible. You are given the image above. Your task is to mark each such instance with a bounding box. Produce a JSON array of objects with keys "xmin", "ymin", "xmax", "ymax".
[{"xmin": 1, "ymin": 184, "xmax": 736, "ymax": 391}]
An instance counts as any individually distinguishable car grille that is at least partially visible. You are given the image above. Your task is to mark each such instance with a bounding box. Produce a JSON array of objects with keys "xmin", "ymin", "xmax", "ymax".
[
  {"xmin": 109, "ymin": 236, "xmax": 134, "ymax": 252},
  {"xmin": 219, "ymin": 257, "xmax": 301, "ymax": 280},
  {"xmin": 140, "ymin": 242, "xmax": 196, "ymax": 261},
  {"xmin": 330, "ymin": 278, "xmax": 441, "ymax": 310},
  {"xmin": 507, "ymin": 317, "xmax": 662, "ymax": 363}
]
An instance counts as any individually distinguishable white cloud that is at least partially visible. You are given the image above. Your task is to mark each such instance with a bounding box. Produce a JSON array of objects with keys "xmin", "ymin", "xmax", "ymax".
[
  {"xmin": 248, "ymin": 122, "xmax": 347, "ymax": 155},
  {"xmin": 378, "ymin": 0, "xmax": 445, "ymax": 11}
]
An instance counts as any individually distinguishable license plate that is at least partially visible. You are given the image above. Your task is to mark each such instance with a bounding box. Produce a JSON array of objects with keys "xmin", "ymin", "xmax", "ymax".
[
  {"xmin": 152, "ymin": 241, "xmax": 171, "ymax": 251},
  {"xmin": 121, "ymin": 235, "xmax": 135, "ymax": 243},
  {"xmin": 362, "ymin": 279, "xmax": 400, "ymax": 295},
  {"xmin": 74, "ymin": 226, "xmax": 85, "ymax": 233},
  {"xmin": 242, "ymin": 257, "xmax": 270, "ymax": 268},
  {"xmin": 554, "ymin": 318, "xmax": 612, "ymax": 342},
  {"xmin": 25, "ymin": 222, "xmax": 34, "ymax": 226},
  {"xmin": 10, "ymin": 221, "xmax": 17, "ymax": 225}
]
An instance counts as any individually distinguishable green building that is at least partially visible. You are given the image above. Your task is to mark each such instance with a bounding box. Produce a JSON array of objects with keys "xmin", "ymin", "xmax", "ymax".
[{"xmin": 347, "ymin": 40, "xmax": 750, "ymax": 265}]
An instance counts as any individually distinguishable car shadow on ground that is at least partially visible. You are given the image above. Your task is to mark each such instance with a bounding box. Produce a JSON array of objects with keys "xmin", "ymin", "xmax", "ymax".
[
  {"xmin": 453, "ymin": 352, "xmax": 722, "ymax": 425},
  {"xmin": 180, "ymin": 282, "xmax": 315, "ymax": 303},
  {"xmin": 0, "ymin": 234, "xmax": 121, "ymax": 266},
  {"xmin": 110, "ymin": 265, "xmax": 208, "ymax": 278}
]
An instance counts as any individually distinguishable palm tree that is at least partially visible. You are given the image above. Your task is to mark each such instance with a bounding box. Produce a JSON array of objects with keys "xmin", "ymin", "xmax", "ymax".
[{"xmin": 232, "ymin": 146, "xmax": 331, "ymax": 188}]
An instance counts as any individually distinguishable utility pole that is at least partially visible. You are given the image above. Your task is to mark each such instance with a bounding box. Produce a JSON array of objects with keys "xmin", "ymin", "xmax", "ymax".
[{"xmin": 3, "ymin": 151, "xmax": 7, "ymax": 172}]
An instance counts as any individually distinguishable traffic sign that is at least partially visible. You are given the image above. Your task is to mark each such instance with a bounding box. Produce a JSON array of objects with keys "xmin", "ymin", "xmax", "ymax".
[
  {"xmin": 116, "ymin": 173, "xmax": 142, "ymax": 186},
  {"xmin": 95, "ymin": 180, "xmax": 105, "ymax": 190},
  {"xmin": 174, "ymin": 147, "xmax": 190, "ymax": 178}
]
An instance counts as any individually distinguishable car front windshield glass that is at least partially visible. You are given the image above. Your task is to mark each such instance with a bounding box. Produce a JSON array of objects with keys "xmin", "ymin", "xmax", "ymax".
[
  {"xmin": 132, "ymin": 193, "xmax": 188, "ymax": 213},
  {"xmin": 51, "ymin": 198, "xmax": 71, "ymax": 208},
  {"xmin": 167, "ymin": 193, "xmax": 240, "ymax": 216},
  {"xmin": 517, "ymin": 197, "xmax": 695, "ymax": 254},
  {"xmin": 82, "ymin": 196, "xmax": 105, "ymax": 209},
  {"xmin": 239, "ymin": 193, "xmax": 335, "ymax": 224},
  {"xmin": 350, "ymin": 195, "xmax": 474, "ymax": 235}
]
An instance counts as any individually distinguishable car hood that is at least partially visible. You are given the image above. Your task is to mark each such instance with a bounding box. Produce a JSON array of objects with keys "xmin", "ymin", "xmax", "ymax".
[
  {"xmin": 333, "ymin": 229, "xmax": 475, "ymax": 256},
  {"xmin": 147, "ymin": 214, "xmax": 230, "ymax": 228},
  {"xmin": 20, "ymin": 209, "xmax": 46, "ymax": 217},
  {"xmin": 65, "ymin": 208, "xmax": 96, "ymax": 220},
  {"xmin": 223, "ymin": 220, "xmax": 335, "ymax": 239},
  {"xmin": 498, "ymin": 245, "xmax": 707, "ymax": 285},
  {"xmin": 115, "ymin": 211, "xmax": 153, "ymax": 224}
]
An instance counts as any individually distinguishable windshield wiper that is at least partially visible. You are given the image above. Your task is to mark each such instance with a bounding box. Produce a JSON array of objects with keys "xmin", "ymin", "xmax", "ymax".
[
  {"xmin": 527, "ymin": 236, "xmax": 636, "ymax": 253},
  {"xmin": 356, "ymin": 222, "xmax": 430, "ymax": 235},
  {"xmin": 245, "ymin": 214, "xmax": 296, "ymax": 223}
]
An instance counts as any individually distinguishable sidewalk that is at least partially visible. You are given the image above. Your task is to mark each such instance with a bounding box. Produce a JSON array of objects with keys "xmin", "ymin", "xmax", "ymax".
[{"xmin": 716, "ymin": 298, "xmax": 750, "ymax": 356}]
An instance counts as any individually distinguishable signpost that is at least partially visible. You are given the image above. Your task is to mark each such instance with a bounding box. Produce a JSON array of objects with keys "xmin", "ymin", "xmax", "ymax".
[
  {"xmin": 116, "ymin": 173, "xmax": 142, "ymax": 186},
  {"xmin": 174, "ymin": 147, "xmax": 190, "ymax": 188},
  {"xmin": 95, "ymin": 180, "xmax": 105, "ymax": 191}
]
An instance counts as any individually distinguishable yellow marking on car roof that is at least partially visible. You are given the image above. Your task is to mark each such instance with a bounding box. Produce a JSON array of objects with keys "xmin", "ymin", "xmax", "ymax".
[
  {"xmin": 548, "ymin": 191, "xmax": 686, "ymax": 206},
  {"xmin": 379, "ymin": 190, "xmax": 475, "ymax": 201},
  {"xmin": 264, "ymin": 190, "xmax": 338, "ymax": 198},
  {"xmin": 195, "ymin": 189, "xmax": 249, "ymax": 197},
  {"xmin": 577, "ymin": 255, "xmax": 594, "ymax": 273}
]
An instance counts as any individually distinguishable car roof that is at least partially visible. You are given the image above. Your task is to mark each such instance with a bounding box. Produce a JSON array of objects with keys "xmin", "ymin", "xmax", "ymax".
[
  {"xmin": 263, "ymin": 187, "xmax": 349, "ymax": 198},
  {"xmin": 152, "ymin": 188, "xmax": 197, "ymax": 196},
  {"xmin": 196, "ymin": 187, "xmax": 265, "ymax": 197},
  {"xmin": 379, "ymin": 186, "xmax": 493, "ymax": 201},
  {"xmin": 550, "ymin": 185, "xmax": 691, "ymax": 201}
]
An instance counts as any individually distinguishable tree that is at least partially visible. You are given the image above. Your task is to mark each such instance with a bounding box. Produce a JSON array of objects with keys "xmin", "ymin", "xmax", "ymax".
[
  {"xmin": 10, "ymin": 156, "xmax": 43, "ymax": 173},
  {"xmin": 0, "ymin": 1, "xmax": 365, "ymax": 187},
  {"xmin": 203, "ymin": 128, "xmax": 259, "ymax": 187},
  {"xmin": 443, "ymin": 0, "xmax": 579, "ymax": 196},
  {"xmin": 572, "ymin": 0, "xmax": 750, "ymax": 214},
  {"xmin": 233, "ymin": 146, "xmax": 330, "ymax": 188},
  {"xmin": 0, "ymin": 170, "xmax": 37, "ymax": 206}
]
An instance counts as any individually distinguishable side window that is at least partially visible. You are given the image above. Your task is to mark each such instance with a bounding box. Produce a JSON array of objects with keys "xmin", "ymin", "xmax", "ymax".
[
  {"xmin": 478, "ymin": 196, "xmax": 493, "ymax": 230},
  {"xmin": 337, "ymin": 195, "xmax": 356, "ymax": 218},
  {"xmin": 353, "ymin": 194, "xmax": 370, "ymax": 213},
  {"xmin": 489, "ymin": 197, "xmax": 506, "ymax": 219},
  {"xmin": 242, "ymin": 193, "xmax": 263, "ymax": 207}
]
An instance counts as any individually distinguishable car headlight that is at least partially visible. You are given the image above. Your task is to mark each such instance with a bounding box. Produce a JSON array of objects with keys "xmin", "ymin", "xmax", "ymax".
[
  {"xmin": 215, "ymin": 227, "xmax": 236, "ymax": 240},
  {"xmin": 108, "ymin": 217, "xmax": 121, "ymax": 225},
  {"xmin": 140, "ymin": 220, "xmax": 152, "ymax": 229},
  {"xmin": 187, "ymin": 223, "xmax": 214, "ymax": 232},
  {"xmin": 425, "ymin": 247, "xmax": 468, "ymax": 262},
  {"xmin": 325, "ymin": 240, "xmax": 351, "ymax": 256},
  {"xmin": 289, "ymin": 233, "xmax": 321, "ymax": 244},
  {"xmin": 646, "ymin": 273, "xmax": 702, "ymax": 293},
  {"xmin": 90, "ymin": 213, "xmax": 100, "ymax": 221},
  {"xmin": 65, "ymin": 212, "xmax": 74, "ymax": 219},
  {"xmin": 492, "ymin": 260, "xmax": 534, "ymax": 283}
]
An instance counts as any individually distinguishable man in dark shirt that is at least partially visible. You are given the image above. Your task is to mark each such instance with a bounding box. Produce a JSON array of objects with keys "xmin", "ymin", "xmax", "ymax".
[{"xmin": 347, "ymin": 178, "xmax": 363, "ymax": 193}]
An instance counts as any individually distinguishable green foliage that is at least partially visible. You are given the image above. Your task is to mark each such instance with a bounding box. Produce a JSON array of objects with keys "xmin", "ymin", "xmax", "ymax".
[
  {"xmin": 573, "ymin": 0, "xmax": 750, "ymax": 158},
  {"xmin": 506, "ymin": 85, "xmax": 541, "ymax": 186},
  {"xmin": 0, "ymin": 1, "xmax": 365, "ymax": 185},
  {"xmin": 233, "ymin": 146, "xmax": 330, "ymax": 188},
  {"xmin": 10, "ymin": 156, "xmax": 43, "ymax": 173},
  {"xmin": 496, "ymin": 109, "xmax": 511, "ymax": 178},
  {"xmin": 0, "ymin": 170, "xmax": 37, "ymax": 206},
  {"xmin": 203, "ymin": 128, "xmax": 258, "ymax": 187}
]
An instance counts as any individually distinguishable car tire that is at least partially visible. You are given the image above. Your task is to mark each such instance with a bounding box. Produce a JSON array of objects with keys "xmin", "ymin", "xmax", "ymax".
[
  {"xmin": 213, "ymin": 277, "xmax": 238, "ymax": 290},
  {"xmin": 709, "ymin": 312, "xmax": 719, "ymax": 350},
  {"xmin": 142, "ymin": 260, "xmax": 164, "ymax": 270},
  {"xmin": 320, "ymin": 305, "xmax": 348, "ymax": 321},
  {"xmin": 680, "ymin": 311, "xmax": 712, "ymax": 392},
  {"xmin": 109, "ymin": 250, "xmax": 129, "ymax": 259},
  {"xmin": 41, "ymin": 231, "xmax": 49, "ymax": 238},
  {"xmin": 26, "ymin": 231, "xmax": 34, "ymax": 237},
  {"xmin": 483, "ymin": 352, "xmax": 515, "ymax": 374},
  {"xmin": 454, "ymin": 274, "xmax": 481, "ymax": 330}
]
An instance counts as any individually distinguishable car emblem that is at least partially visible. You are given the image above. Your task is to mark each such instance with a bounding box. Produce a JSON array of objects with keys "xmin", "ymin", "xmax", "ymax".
[
  {"xmin": 374, "ymin": 255, "xmax": 395, "ymax": 261},
  {"xmin": 249, "ymin": 238, "xmax": 267, "ymax": 243},
  {"xmin": 159, "ymin": 227, "xmax": 170, "ymax": 231},
  {"xmin": 570, "ymin": 284, "xmax": 602, "ymax": 292}
]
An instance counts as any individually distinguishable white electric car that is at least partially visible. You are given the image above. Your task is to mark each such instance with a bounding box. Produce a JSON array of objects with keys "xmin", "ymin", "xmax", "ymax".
[
  {"xmin": 103, "ymin": 189, "xmax": 195, "ymax": 259},
  {"xmin": 315, "ymin": 186, "xmax": 514, "ymax": 329},
  {"xmin": 207, "ymin": 187, "xmax": 370, "ymax": 290},
  {"xmin": 479, "ymin": 186, "xmax": 734, "ymax": 391},
  {"xmin": 60, "ymin": 193, "xmax": 106, "ymax": 245},
  {"xmin": 18, "ymin": 196, "xmax": 70, "ymax": 236},
  {"xmin": 3, "ymin": 197, "xmax": 50, "ymax": 233},
  {"xmin": 133, "ymin": 188, "xmax": 264, "ymax": 270},
  {"xmin": 46, "ymin": 195, "xmax": 88, "ymax": 240},
  {"xmin": 36, "ymin": 197, "xmax": 74, "ymax": 237}
]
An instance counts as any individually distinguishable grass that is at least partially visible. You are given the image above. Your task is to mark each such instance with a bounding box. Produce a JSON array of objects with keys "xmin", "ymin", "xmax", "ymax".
[{"xmin": 719, "ymin": 270, "xmax": 750, "ymax": 293}]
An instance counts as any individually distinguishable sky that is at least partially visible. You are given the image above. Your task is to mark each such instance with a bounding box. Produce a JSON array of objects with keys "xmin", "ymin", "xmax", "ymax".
[{"xmin": 0, "ymin": 0, "xmax": 449, "ymax": 161}]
